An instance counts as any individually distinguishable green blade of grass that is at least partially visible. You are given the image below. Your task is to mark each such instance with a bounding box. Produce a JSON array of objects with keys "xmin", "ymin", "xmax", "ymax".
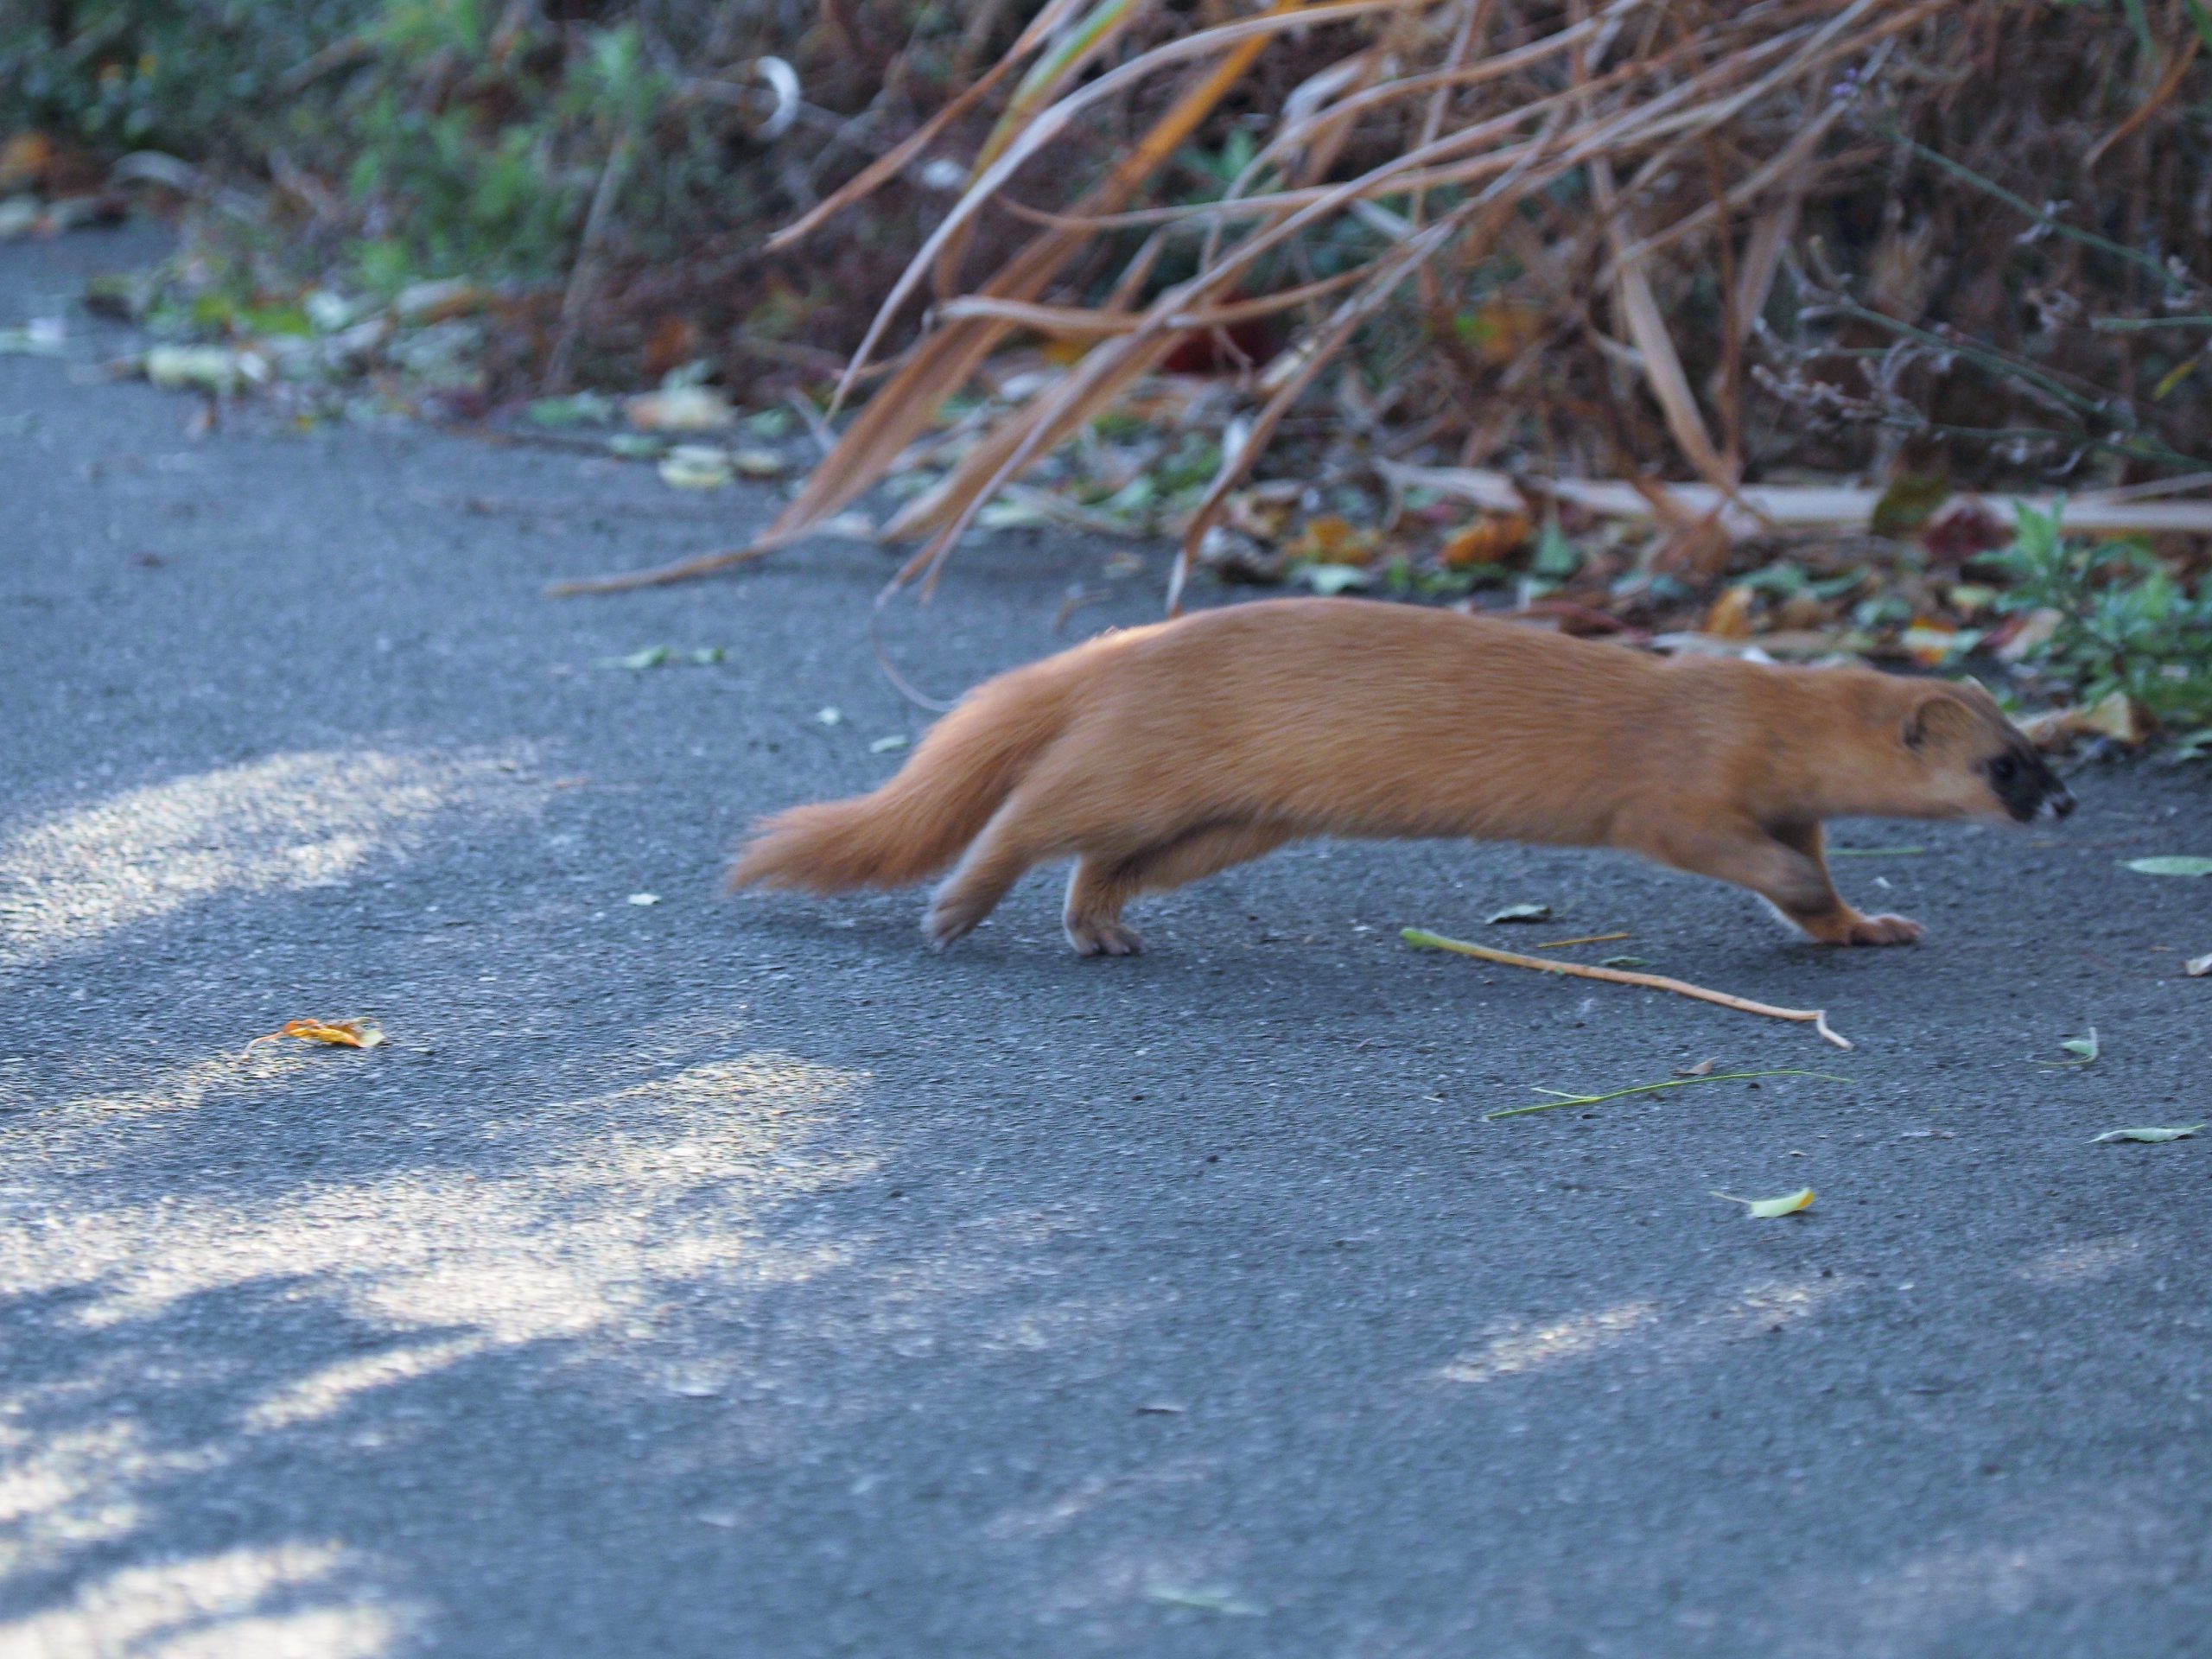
[{"xmin": 1485, "ymin": 1071, "xmax": 1852, "ymax": 1121}]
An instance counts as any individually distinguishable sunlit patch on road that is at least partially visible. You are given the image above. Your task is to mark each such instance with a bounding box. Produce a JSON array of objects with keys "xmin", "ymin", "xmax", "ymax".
[{"xmin": 0, "ymin": 747, "xmax": 541, "ymax": 973}]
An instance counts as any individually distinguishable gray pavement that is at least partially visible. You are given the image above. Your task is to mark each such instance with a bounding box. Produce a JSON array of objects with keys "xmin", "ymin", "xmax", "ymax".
[{"xmin": 3, "ymin": 223, "xmax": 2209, "ymax": 1659}]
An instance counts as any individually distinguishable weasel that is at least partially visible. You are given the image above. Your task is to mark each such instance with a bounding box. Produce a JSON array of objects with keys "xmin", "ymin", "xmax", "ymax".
[{"xmin": 729, "ymin": 598, "xmax": 2073, "ymax": 954}]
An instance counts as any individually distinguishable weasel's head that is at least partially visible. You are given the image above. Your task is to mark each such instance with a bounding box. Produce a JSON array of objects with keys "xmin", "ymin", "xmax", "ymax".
[{"xmin": 1899, "ymin": 681, "xmax": 2075, "ymax": 823}]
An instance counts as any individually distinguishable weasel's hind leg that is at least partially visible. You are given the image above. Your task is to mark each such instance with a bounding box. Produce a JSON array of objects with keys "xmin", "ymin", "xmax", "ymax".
[
  {"xmin": 1063, "ymin": 822, "xmax": 1295, "ymax": 957},
  {"xmin": 925, "ymin": 789, "xmax": 1065, "ymax": 950}
]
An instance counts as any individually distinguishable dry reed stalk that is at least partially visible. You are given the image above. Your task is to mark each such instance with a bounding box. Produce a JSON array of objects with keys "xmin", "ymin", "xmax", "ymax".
[{"xmin": 551, "ymin": 0, "xmax": 2209, "ymax": 601}]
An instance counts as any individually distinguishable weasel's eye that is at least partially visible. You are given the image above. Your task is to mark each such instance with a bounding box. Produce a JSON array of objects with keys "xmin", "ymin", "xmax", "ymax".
[{"xmin": 1990, "ymin": 755, "xmax": 2019, "ymax": 785}]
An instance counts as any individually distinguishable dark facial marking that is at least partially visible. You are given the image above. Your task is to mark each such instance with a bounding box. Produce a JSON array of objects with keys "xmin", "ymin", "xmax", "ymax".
[{"xmin": 1986, "ymin": 743, "xmax": 2074, "ymax": 823}]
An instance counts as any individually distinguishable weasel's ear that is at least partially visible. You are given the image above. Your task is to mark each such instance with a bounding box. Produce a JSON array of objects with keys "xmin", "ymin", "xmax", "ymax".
[{"xmin": 1902, "ymin": 692, "xmax": 1975, "ymax": 750}]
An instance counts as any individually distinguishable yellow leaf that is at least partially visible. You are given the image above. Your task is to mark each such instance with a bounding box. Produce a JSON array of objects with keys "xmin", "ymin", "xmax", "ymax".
[
  {"xmin": 250, "ymin": 1018, "xmax": 385, "ymax": 1052},
  {"xmin": 1704, "ymin": 584, "xmax": 1758, "ymax": 639}
]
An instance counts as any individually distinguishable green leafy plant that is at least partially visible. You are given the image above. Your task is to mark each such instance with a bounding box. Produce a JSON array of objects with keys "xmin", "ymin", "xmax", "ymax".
[{"xmin": 1981, "ymin": 502, "xmax": 2212, "ymax": 733}]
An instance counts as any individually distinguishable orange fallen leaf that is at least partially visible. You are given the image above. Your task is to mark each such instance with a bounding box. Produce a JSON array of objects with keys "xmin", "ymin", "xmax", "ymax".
[
  {"xmin": 1438, "ymin": 512, "xmax": 1531, "ymax": 568},
  {"xmin": 248, "ymin": 1018, "xmax": 385, "ymax": 1053},
  {"xmin": 0, "ymin": 131, "xmax": 55, "ymax": 194},
  {"xmin": 1287, "ymin": 514, "xmax": 1376, "ymax": 565}
]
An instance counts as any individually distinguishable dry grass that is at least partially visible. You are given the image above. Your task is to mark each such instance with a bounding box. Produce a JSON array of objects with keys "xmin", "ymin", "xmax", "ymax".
[{"xmin": 552, "ymin": 1, "xmax": 2212, "ymax": 602}]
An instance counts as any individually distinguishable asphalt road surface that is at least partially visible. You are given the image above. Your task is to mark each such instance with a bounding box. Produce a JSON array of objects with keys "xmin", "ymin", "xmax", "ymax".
[{"xmin": 3, "ymin": 225, "xmax": 2209, "ymax": 1659}]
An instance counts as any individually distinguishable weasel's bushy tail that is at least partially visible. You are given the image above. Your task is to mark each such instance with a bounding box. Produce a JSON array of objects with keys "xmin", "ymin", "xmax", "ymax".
[{"xmin": 727, "ymin": 664, "xmax": 1073, "ymax": 893}]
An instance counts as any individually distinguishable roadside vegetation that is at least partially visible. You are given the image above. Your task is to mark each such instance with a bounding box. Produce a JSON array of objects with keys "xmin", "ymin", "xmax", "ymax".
[{"xmin": 3, "ymin": 1, "xmax": 2209, "ymax": 752}]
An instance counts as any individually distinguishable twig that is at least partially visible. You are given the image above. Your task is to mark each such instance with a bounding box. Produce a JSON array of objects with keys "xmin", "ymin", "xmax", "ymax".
[
  {"xmin": 1486, "ymin": 1069, "xmax": 1850, "ymax": 1120},
  {"xmin": 543, "ymin": 543, "xmax": 773, "ymax": 598},
  {"xmin": 1889, "ymin": 130, "xmax": 2190, "ymax": 287},
  {"xmin": 1402, "ymin": 927, "xmax": 1854, "ymax": 1050},
  {"xmin": 545, "ymin": 131, "xmax": 636, "ymax": 393},
  {"xmin": 1532, "ymin": 931, "xmax": 1630, "ymax": 948}
]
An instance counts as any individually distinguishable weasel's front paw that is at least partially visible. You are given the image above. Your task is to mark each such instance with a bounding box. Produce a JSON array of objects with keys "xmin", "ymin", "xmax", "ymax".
[
  {"xmin": 1839, "ymin": 911, "xmax": 1923, "ymax": 946},
  {"xmin": 1065, "ymin": 919, "xmax": 1144, "ymax": 957}
]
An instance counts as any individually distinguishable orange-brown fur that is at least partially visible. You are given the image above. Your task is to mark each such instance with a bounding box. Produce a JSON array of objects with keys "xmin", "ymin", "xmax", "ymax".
[{"xmin": 729, "ymin": 598, "xmax": 2069, "ymax": 954}]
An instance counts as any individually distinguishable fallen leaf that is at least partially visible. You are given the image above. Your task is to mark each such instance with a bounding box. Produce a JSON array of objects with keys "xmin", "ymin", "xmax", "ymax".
[
  {"xmin": 0, "ymin": 317, "xmax": 62, "ymax": 356},
  {"xmin": 0, "ymin": 132, "xmax": 55, "ymax": 194},
  {"xmin": 249, "ymin": 1018, "xmax": 384, "ymax": 1052},
  {"xmin": 143, "ymin": 345, "xmax": 263, "ymax": 394},
  {"xmin": 1675, "ymin": 1058, "xmax": 1719, "ymax": 1077},
  {"xmin": 658, "ymin": 445, "xmax": 734, "ymax": 490},
  {"xmin": 1704, "ymin": 584, "xmax": 1758, "ymax": 639},
  {"xmin": 626, "ymin": 385, "xmax": 734, "ymax": 431},
  {"xmin": 2032, "ymin": 1025, "xmax": 2101, "ymax": 1068},
  {"xmin": 1529, "ymin": 518, "xmax": 1581, "ymax": 579},
  {"xmin": 1299, "ymin": 562, "xmax": 1370, "ymax": 596},
  {"xmin": 601, "ymin": 646, "xmax": 674, "ymax": 670},
  {"xmin": 1899, "ymin": 620, "xmax": 1965, "ymax": 668},
  {"xmin": 816, "ymin": 706, "xmax": 844, "ymax": 726},
  {"xmin": 1288, "ymin": 515, "xmax": 1375, "ymax": 564},
  {"xmin": 1869, "ymin": 470, "xmax": 1953, "ymax": 537},
  {"xmin": 1487, "ymin": 904, "xmax": 1553, "ymax": 925},
  {"xmin": 868, "ymin": 734, "xmax": 909, "ymax": 753},
  {"xmin": 393, "ymin": 277, "xmax": 491, "ymax": 325},
  {"xmin": 1143, "ymin": 1585, "xmax": 1263, "ymax": 1618},
  {"xmin": 2186, "ymin": 953, "xmax": 2210, "ymax": 978},
  {"xmin": 1438, "ymin": 512, "xmax": 1531, "ymax": 567},
  {"xmin": 1993, "ymin": 607, "xmax": 2066, "ymax": 663},
  {"xmin": 525, "ymin": 392, "xmax": 618, "ymax": 428},
  {"xmin": 2127, "ymin": 856, "xmax": 2212, "ymax": 877},
  {"xmin": 628, "ymin": 893, "xmax": 661, "ymax": 906},
  {"xmin": 2089, "ymin": 1124, "xmax": 2204, "ymax": 1145},
  {"xmin": 1713, "ymin": 1187, "xmax": 1815, "ymax": 1218},
  {"xmin": 731, "ymin": 447, "xmax": 786, "ymax": 479},
  {"xmin": 1601, "ymin": 955, "xmax": 1654, "ymax": 968},
  {"xmin": 2077, "ymin": 690, "xmax": 2143, "ymax": 744}
]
